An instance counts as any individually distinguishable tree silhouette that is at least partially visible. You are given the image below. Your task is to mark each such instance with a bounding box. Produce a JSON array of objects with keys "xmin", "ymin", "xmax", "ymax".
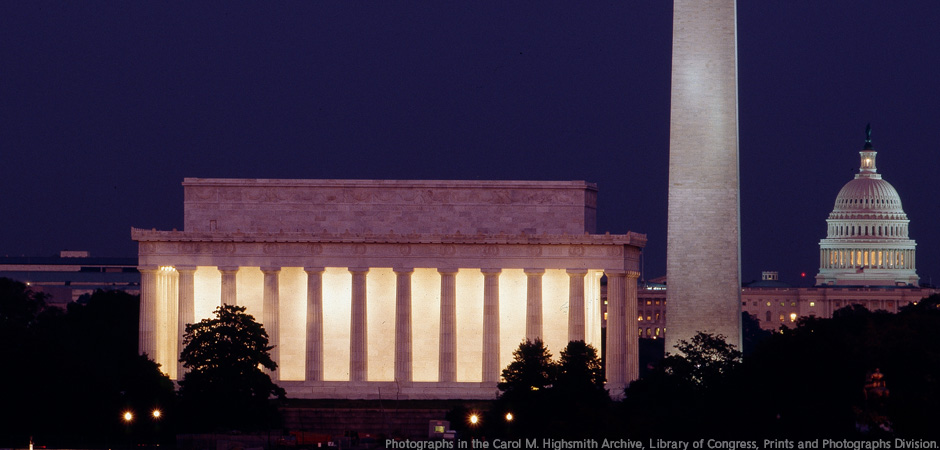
[{"xmin": 178, "ymin": 304, "xmax": 284, "ymax": 431}]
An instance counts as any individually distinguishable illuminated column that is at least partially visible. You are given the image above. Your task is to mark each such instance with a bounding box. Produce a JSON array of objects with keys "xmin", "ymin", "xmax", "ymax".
[
  {"xmin": 261, "ymin": 267, "xmax": 280, "ymax": 380},
  {"xmin": 220, "ymin": 266, "xmax": 238, "ymax": 305},
  {"xmin": 394, "ymin": 268, "xmax": 414, "ymax": 382},
  {"xmin": 605, "ymin": 270, "xmax": 626, "ymax": 394},
  {"xmin": 176, "ymin": 265, "xmax": 196, "ymax": 378},
  {"xmin": 625, "ymin": 270, "xmax": 641, "ymax": 383},
  {"xmin": 438, "ymin": 269, "xmax": 458, "ymax": 382},
  {"xmin": 566, "ymin": 269, "xmax": 588, "ymax": 342},
  {"xmin": 305, "ymin": 267, "xmax": 324, "ymax": 381},
  {"xmin": 481, "ymin": 268, "xmax": 501, "ymax": 383},
  {"xmin": 349, "ymin": 268, "xmax": 369, "ymax": 382},
  {"xmin": 525, "ymin": 268, "xmax": 545, "ymax": 341},
  {"xmin": 138, "ymin": 266, "xmax": 159, "ymax": 358}
]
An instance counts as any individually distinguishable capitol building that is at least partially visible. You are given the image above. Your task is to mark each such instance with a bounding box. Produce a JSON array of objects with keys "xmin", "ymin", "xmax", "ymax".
[{"xmin": 638, "ymin": 130, "xmax": 937, "ymax": 337}]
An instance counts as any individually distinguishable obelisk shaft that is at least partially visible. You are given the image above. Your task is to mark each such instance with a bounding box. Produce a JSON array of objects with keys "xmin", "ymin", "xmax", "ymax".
[{"xmin": 666, "ymin": 0, "xmax": 743, "ymax": 350}]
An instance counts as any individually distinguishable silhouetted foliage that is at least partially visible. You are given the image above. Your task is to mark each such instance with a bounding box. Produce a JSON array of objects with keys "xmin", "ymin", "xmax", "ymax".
[
  {"xmin": 490, "ymin": 339, "xmax": 610, "ymax": 438},
  {"xmin": 497, "ymin": 338, "xmax": 556, "ymax": 394},
  {"xmin": 620, "ymin": 332, "xmax": 742, "ymax": 439},
  {"xmin": 0, "ymin": 282, "xmax": 174, "ymax": 448},
  {"xmin": 620, "ymin": 295, "xmax": 940, "ymax": 439},
  {"xmin": 178, "ymin": 304, "xmax": 285, "ymax": 432}
]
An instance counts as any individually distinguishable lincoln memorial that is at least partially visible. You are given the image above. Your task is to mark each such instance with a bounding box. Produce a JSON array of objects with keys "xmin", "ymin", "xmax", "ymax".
[{"xmin": 133, "ymin": 178, "xmax": 645, "ymax": 399}]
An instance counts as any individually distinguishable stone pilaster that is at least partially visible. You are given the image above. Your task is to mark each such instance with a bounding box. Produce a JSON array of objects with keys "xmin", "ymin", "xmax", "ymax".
[
  {"xmin": 219, "ymin": 266, "xmax": 238, "ymax": 306},
  {"xmin": 394, "ymin": 268, "xmax": 414, "ymax": 383},
  {"xmin": 176, "ymin": 265, "xmax": 196, "ymax": 378},
  {"xmin": 261, "ymin": 267, "xmax": 281, "ymax": 380},
  {"xmin": 625, "ymin": 270, "xmax": 641, "ymax": 384},
  {"xmin": 524, "ymin": 268, "xmax": 545, "ymax": 341},
  {"xmin": 349, "ymin": 268, "xmax": 369, "ymax": 382},
  {"xmin": 481, "ymin": 269, "xmax": 501, "ymax": 384},
  {"xmin": 304, "ymin": 267, "xmax": 325, "ymax": 382},
  {"xmin": 438, "ymin": 269, "xmax": 458, "ymax": 382},
  {"xmin": 566, "ymin": 269, "xmax": 588, "ymax": 343},
  {"xmin": 138, "ymin": 266, "xmax": 159, "ymax": 359},
  {"xmin": 605, "ymin": 270, "xmax": 626, "ymax": 395}
]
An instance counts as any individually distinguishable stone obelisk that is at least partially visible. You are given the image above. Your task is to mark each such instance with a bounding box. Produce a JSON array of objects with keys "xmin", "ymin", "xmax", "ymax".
[{"xmin": 666, "ymin": 0, "xmax": 742, "ymax": 351}]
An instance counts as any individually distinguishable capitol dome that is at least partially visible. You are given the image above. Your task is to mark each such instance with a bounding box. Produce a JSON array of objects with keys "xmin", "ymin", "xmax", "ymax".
[{"xmin": 816, "ymin": 126, "xmax": 918, "ymax": 287}]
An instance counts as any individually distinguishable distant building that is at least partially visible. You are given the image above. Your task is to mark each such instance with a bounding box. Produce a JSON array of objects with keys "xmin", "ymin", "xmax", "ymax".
[
  {"xmin": 637, "ymin": 129, "xmax": 937, "ymax": 338},
  {"xmin": 0, "ymin": 251, "xmax": 139, "ymax": 308},
  {"xmin": 133, "ymin": 178, "xmax": 645, "ymax": 399}
]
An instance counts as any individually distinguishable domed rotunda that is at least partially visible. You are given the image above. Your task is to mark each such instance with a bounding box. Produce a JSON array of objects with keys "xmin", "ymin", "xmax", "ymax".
[{"xmin": 816, "ymin": 126, "xmax": 918, "ymax": 286}]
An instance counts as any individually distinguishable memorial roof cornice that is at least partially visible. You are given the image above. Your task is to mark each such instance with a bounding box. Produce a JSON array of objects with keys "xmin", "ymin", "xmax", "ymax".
[
  {"xmin": 131, "ymin": 227, "xmax": 646, "ymax": 248},
  {"xmin": 182, "ymin": 178, "xmax": 598, "ymax": 190}
]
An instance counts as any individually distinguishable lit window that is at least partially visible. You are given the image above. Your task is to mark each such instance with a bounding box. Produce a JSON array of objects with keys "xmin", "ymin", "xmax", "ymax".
[
  {"xmin": 654, "ymin": 300, "xmax": 660, "ymax": 305},
  {"xmin": 646, "ymin": 328, "xmax": 651, "ymax": 337},
  {"xmin": 638, "ymin": 315, "xmax": 643, "ymax": 321},
  {"xmin": 603, "ymin": 312, "xmax": 608, "ymax": 321},
  {"xmin": 790, "ymin": 302, "xmax": 796, "ymax": 307},
  {"xmin": 655, "ymin": 328, "xmax": 661, "ymax": 336},
  {"xmin": 766, "ymin": 301, "xmax": 771, "ymax": 307},
  {"xmin": 638, "ymin": 329, "xmax": 643, "ymax": 336},
  {"xmin": 655, "ymin": 313, "xmax": 661, "ymax": 321},
  {"xmin": 789, "ymin": 313, "xmax": 797, "ymax": 323},
  {"xmin": 779, "ymin": 314, "xmax": 785, "ymax": 323},
  {"xmin": 809, "ymin": 302, "xmax": 815, "ymax": 307},
  {"xmin": 646, "ymin": 315, "xmax": 652, "ymax": 321},
  {"xmin": 646, "ymin": 300, "xmax": 652, "ymax": 305}
]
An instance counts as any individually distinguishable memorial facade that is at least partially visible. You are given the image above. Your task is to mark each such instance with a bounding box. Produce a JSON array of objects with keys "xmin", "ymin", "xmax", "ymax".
[{"xmin": 133, "ymin": 179, "xmax": 645, "ymax": 399}]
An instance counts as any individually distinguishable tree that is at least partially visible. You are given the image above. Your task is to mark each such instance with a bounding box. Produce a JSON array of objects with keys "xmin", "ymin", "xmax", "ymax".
[
  {"xmin": 178, "ymin": 304, "xmax": 285, "ymax": 431},
  {"xmin": 556, "ymin": 340, "xmax": 605, "ymax": 392},
  {"xmin": 620, "ymin": 332, "xmax": 742, "ymax": 439},
  {"xmin": 664, "ymin": 332, "xmax": 742, "ymax": 387},
  {"xmin": 497, "ymin": 338, "xmax": 556, "ymax": 394}
]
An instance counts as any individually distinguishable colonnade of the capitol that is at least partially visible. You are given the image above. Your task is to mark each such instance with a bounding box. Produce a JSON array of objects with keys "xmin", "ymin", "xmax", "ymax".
[{"xmin": 820, "ymin": 249, "xmax": 915, "ymax": 270}]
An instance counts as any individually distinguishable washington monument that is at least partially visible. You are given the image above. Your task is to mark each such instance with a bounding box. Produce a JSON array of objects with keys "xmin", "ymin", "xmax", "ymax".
[{"xmin": 666, "ymin": 0, "xmax": 743, "ymax": 350}]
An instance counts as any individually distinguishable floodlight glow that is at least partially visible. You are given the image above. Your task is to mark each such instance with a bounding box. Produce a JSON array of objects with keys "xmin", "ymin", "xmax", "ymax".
[
  {"xmin": 469, "ymin": 414, "xmax": 479, "ymax": 425},
  {"xmin": 152, "ymin": 409, "xmax": 162, "ymax": 419},
  {"xmin": 123, "ymin": 411, "xmax": 133, "ymax": 422}
]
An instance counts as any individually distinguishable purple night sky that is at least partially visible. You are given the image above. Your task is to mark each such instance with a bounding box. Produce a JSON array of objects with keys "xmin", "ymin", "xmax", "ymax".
[{"xmin": 2, "ymin": 2, "xmax": 939, "ymax": 286}]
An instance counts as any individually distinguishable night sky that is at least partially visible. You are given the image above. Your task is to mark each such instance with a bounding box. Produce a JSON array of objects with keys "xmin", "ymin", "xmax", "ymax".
[{"xmin": 3, "ymin": 2, "xmax": 939, "ymax": 287}]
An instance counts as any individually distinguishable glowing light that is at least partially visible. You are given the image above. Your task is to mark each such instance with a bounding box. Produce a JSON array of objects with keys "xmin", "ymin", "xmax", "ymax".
[
  {"xmin": 152, "ymin": 409, "xmax": 162, "ymax": 419},
  {"xmin": 469, "ymin": 414, "xmax": 479, "ymax": 425},
  {"xmin": 123, "ymin": 411, "xmax": 133, "ymax": 422},
  {"xmin": 505, "ymin": 412, "xmax": 513, "ymax": 422},
  {"xmin": 789, "ymin": 313, "xmax": 798, "ymax": 323}
]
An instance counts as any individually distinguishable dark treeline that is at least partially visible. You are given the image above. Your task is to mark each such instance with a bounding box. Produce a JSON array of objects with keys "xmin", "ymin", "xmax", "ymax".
[{"xmin": 0, "ymin": 278, "xmax": 175, "ymax": 448}]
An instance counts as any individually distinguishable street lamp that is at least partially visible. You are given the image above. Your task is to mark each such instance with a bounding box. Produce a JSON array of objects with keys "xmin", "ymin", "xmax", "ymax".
[
  {"xmin": 468, "ymin": 414, "xmax": 479, "ymax": 425},
  {"xmin": 505, "ymin": 412, "xmax": 513, "ymax": 422},
  {"xmin": 152, "ymin": 409, "xmax": 162, "ymax": 419},
  {"xmin": 123, "ymin": 411, "xmax": 133, "ymax": 423}
]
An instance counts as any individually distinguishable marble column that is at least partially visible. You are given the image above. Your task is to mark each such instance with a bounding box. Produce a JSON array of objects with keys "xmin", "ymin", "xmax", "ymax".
[
  {"xmin": 349, "ymin": 268, "xmax": 369, "ymax": 382},
  {"xmin": 394, "ymin": 268, "xmax": 414, "ymax": 383},
  {"xmin": 219, "ymin": 266, "xmax": 238, "ymax": 306},
  {"xmin": 524, "ymin": 268, "xmax": 545, "ymax": 341},
  {"xmin": 625, "ymin": 270, "xmax": 641, "ymax": 384},
  {"xmin": 304, "ymin": 267, "xmax": 324, "ymax": 382},
  {"xmin": 566, "ymin": 269, "xmax": 588, "ymax": 343},
  {"xmin": 176, "ymin": 265, "xmax": 196, "ymax": 378},
  {"xmin": 605, "ymin": 270, "xmax": 626, "ymax": 394},
  {"xmin": 481, "ymin": 268, "xmax": 501, "ymax": 384},
  {"xmin": 138, "ymin": 266, "xmax": 159, "ymax": 358},
  {"xmin": 438, "ymin": 269, "xmax": 458, "ymax": 382},
  {"xmin": 261, "ymin": 267, "xmax": 281, "ymax": 380}
]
